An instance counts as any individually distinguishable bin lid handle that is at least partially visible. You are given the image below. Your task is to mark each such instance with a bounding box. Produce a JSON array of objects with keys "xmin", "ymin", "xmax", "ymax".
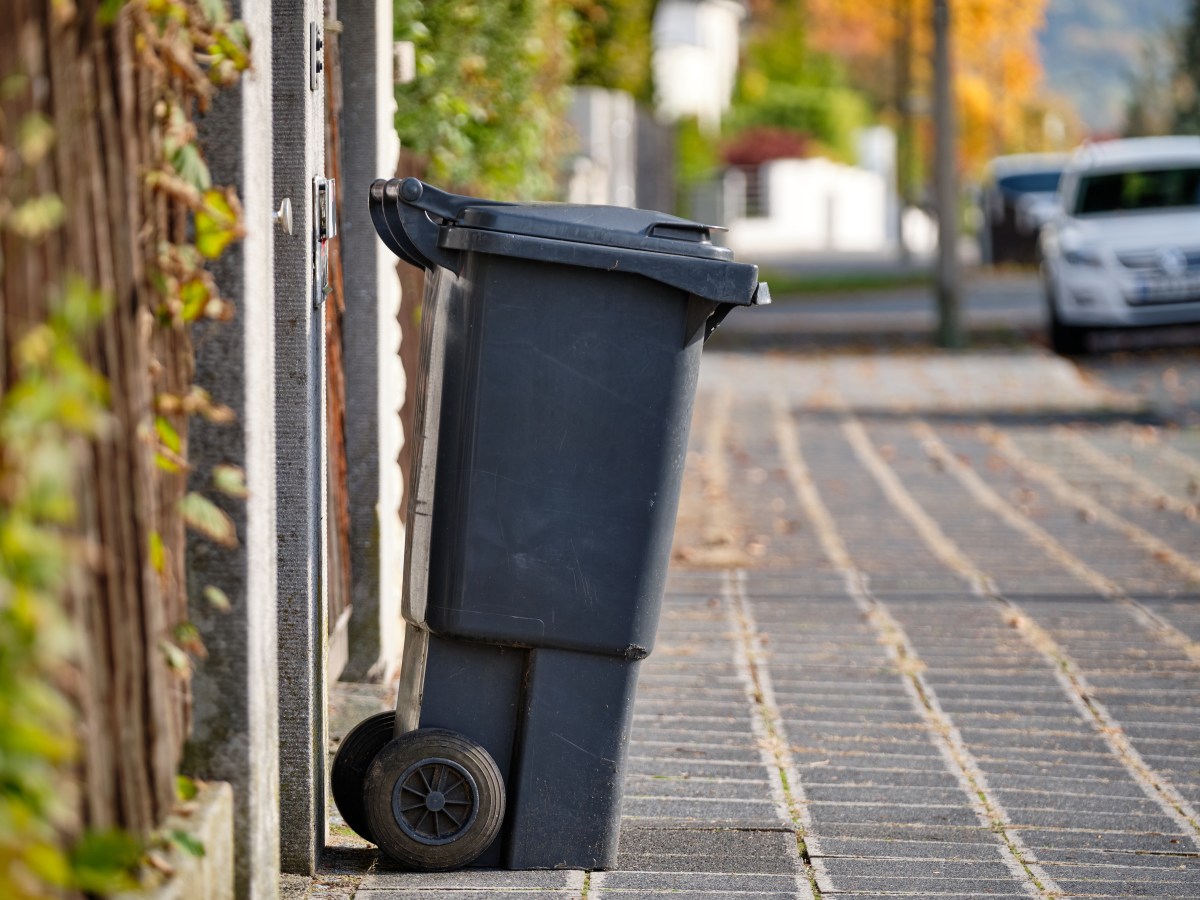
[
  {"xmin": 396, "ymin": 178, "xmax": 514, "ymax": 223},
  {"xmin": 368, "ymin": 180, "xmax": 423, "ymax": 268}
]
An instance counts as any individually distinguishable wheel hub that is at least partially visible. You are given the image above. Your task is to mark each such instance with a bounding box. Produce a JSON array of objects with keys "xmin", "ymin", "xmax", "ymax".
[{"xmin": 392, "ymin": 757, "xmax": 479, "ymax": 846}]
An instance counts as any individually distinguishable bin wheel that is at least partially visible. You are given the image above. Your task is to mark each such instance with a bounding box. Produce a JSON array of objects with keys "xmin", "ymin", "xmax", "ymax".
[
  {"xmin": 364, "ymin": 727, "xmax": 505, "ymax": 871},
  {"xmin": 330, "ymin": 711, "xmax": 396, "ymax": 843}
]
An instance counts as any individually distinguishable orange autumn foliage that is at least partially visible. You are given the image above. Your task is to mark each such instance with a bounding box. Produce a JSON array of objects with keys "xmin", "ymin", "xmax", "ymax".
[{"xmin": 805, "ymin": 0, "xmax": 1054, "ymax": 174}]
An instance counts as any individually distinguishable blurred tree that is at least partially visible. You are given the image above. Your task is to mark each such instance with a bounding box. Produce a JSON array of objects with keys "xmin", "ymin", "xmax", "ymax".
[
  {"xmin": 394, "ymin": 0, "xmax": 575, "ymax": 198},
  {"xmin": 806, "ymin": 0, "xmax": 1053, "ymax": 174},
  {"xmin": 1124, "ymin": 29, "xmax": 1178, "ymax": 136},
  {"xmin": 568, "ymin": 0, "xmax": 656, "ymax": 99},
  {"xmin": 728, "ymin": 0, "xmax": 871, "ymax": 163},
  {"xmin": 1175, "ymin": 0, "xmax": 1200, "ymax": 133}
]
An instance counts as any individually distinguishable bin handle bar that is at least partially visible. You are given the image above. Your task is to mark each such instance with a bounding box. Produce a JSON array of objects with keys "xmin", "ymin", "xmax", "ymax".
[
  {"xmin": 396, "ymin": 177, "xmax": 514, "ymax": 223},
  {"xmin": 368, "ymin": 180, "xmax": 422, "ymax": 268},
  {"xmin": 369, "ymin": 178, "xmax": 515, "ymax": 274},
  {"xmin": 370, "ymin": 179, "xmax": 465, "ymax": 273}
]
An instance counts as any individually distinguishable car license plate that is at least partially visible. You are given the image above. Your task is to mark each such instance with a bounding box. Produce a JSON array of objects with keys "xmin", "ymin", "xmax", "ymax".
[{"xmin": 1129, "ymin": 273, "xmax": 1200, "ymax": 305}]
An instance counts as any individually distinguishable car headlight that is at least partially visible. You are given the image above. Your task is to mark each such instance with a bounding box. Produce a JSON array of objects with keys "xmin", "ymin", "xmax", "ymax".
[{"xmin": 1062, "ymin": 245, "xmax": 1103, "ymax": 267}]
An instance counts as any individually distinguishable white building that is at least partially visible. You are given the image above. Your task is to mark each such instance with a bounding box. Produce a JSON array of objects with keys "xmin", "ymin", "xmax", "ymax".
[{"xmin": 652, "ymin": 0, "xmax": 745, "ymax": 132}]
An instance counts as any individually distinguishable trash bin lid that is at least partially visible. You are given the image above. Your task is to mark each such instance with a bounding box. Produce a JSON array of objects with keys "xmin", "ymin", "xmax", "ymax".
[
  {"xmin": 370, "ymin": 178, "xmax": 767, "ymax": 307},
  {"xmin": 456, "ymin": 204, "xmax": 733, "ymax": 262}
]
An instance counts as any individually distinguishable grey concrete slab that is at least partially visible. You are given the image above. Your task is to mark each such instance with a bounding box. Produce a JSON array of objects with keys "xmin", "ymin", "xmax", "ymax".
[
  {"xmin": 594, "ymin": 893, "xmax": 797, "ymax": 900},
  {"xmin": 985, "ymin": 773, "xmax": 1158, "ymax": 799},
  {"xmin": 803, "ymin": 785, "xmax": 975, "ymax": 807},
  {"xmin": 626, "ymin": 759, "xmax": 773, "ymax": 781},
  {"xmin": 621, "ymin": 796, "xmax": 783, "ymax": 827},
  {"xmin": 630, "ymin": 742, "xmax": 764, "ymax": 764},
  {"xmin": 806, "ymin": 802, "xmax": 982, "ymax": 827},
  {"xmin": 817, "ymin": 874, "xmax": 1029, "ymax": 895},
  {"xmin": 811, "ymin": 837, "xmax": 1006, "ymax": 861},
  {"xmin": 624, "ymin": 776, "xmax": 775, "ymax": 802},
  {"xmin": 788, "ymin": 752, "xmax": 957, "ymax": 773},
  {"xmin": 1019, "ymin": 829, "xmax": 1196, "ymax": 853},
  {"xmin": 1000, "ymin": 807, "xmax": 1181, "ymax": 832},
  {"xmin": 797, "ymin": 821, "xmax": 1000, "ymax": 844},
  {"xmin": 818, "ymin": 856, "xmax": 1020, "ymax": 880},
  {"xmin": 803, "ymin": 770, "xmax": 963, "ymax": 790},
  {"xmin": 1048, "ymin": 880, "xmax": 1200, "ymax": 898},
  {"xmin": 993, "ymin": 789, "xmax": 1169, "ymax": 817},
  {"xmin": 360, "ymin": 869, "xmax": 577, "ymax": 890},
  {"xmin": 599, "ymin": 871, "xmax": 800, "ymax": 892},
  {"xmin": 615, "ymin": 827, "xmax": 798, "ymax": 874},
  {"xmin": 1039, "ymin": 861, "xmax": 1200, "ymax": 884}
]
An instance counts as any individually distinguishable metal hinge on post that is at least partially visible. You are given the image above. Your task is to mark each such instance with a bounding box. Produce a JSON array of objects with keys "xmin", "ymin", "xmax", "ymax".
[
  {"xmin": 310, "ymin": 21, "xmax": 324, "ymax": 91},
  {"xmin": 314, "ymin": 176, "xmax": 337, "ymax": 305}
]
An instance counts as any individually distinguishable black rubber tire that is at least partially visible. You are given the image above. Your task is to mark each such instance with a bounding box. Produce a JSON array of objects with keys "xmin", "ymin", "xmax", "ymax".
[
  {"xmin": 330, "ymin": 711, "xmax": 396, "ymax": 843},
  {"xmin": 1046, "ymin": 284, "xmax": 1089, "ymax": 356},
  {"xmin": 364, "ymin": 728, "xmax": 505, "ymax": 871}
]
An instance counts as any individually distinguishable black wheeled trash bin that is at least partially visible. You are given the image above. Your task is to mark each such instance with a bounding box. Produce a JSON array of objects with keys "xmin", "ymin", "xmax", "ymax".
[{"xmin": 331, "ymin": 178, "xmax": 769, "ymax": 872}]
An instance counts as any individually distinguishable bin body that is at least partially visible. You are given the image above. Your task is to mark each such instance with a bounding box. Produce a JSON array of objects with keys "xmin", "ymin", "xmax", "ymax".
[
  {"xmin": 422, "ymin": 251, "xmax": 709, "ymax": 655},
  {"xmin": 374, "ymin": 179, "xmax": 766, "ymax": 870}
]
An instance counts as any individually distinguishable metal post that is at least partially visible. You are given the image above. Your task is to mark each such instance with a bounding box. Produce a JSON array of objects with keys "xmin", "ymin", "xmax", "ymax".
[
  {"xmin": 894, "ymin": 0, "xmax": 912, "ymax": 264},
  {"xmin": 933, "ymin": 0, "xmax": 963, "ymax": 347}
]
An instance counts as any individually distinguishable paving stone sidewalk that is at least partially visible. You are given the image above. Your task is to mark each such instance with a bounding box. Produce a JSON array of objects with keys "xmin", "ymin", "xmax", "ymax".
[{"xmin": 308, "ymin": 343, "xmax": 1200, "ymax": 900}]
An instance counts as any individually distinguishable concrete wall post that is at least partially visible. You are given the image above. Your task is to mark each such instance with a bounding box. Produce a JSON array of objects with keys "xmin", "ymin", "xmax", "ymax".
[
  {"xmin": 184, "ymin": 2, "xmax": 280, "ymax": 897},
  {"xmin": 339, "ymin": 0, "xmax": 405, "ymax": 682},
  {"xmin": 273, "ymin": 0, "xmax": 329, "ymax": 876}
]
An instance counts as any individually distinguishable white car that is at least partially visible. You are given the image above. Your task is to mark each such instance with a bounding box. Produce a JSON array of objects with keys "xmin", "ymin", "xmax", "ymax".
[{"xmin": 1040, "ymin": 136, "xmax": 1200, "ymax": 354}]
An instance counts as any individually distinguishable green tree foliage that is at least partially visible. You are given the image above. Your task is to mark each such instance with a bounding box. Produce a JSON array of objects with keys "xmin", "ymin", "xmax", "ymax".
[
  {"xmin": 728, "ymin": 84, "xmax": 870, "ymax": 163},
  {"xmin": 1175, "ymin": 0, "xmax": 1200, "ymax": 133},
  {"xmin": 394, "ymin": 0, "xmax": 575, "ymax": 198},
  {"xmin": 0, "ymin": 280, "xmax": 141, "ymax": 898},
  {"xmin": 568, "ymin": 0, "xmax": 655, "ymax": 99},
  {"xmin": 725, "ymin": 0, "xmax": 871, "ymax": 163},
  {"xmin": 0, "ymin": 1, "xmax": 249, "ymax": 893}
]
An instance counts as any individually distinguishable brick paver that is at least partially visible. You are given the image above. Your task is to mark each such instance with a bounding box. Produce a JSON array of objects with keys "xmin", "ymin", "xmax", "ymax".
[{"xmin": 330, "ymin": 341, "xmax": 1200, "ymax": 900}]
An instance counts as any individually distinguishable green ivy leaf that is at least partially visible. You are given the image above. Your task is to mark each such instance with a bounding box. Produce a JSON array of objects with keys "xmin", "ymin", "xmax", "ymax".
[
  {"xmin": 155, "ymin": 416, "xmax": 182, "ymax": 454},
  {"xmin": 24, "ymin": 842, "xmax": 72, "ymax": 887},
  {"xmin": 7, "ymin": 195, "xmax": 66, "ymax": 239},
  {"xmin": 161, "ymin": 641, "xmax": 190, "ymax": 673},
  {"xmin": 203, "ymin": 584, "xmax": 232, "ymax": 612},
  {"xmin": 155, "ymin": 452, "xmax": 182, "ymax": 473},
  {"xmin": 212, "ymin": 464, "xmax": 248, "ymax": 499},
  {"xmin": 194, "ymin": 189, "xmax": 240, "ymax": 259},
  {"xmin": 70, "ymin": 828, "xmax": 142, "ymax": 893},
  {"xmin": 171, "ymin": 143, "xmax": 212, "ymax": 192},
  {"xmin": 180, "ymin": 278, "xmax": 212, "ymax": 322},
  {"xmin": 18, "ymin": 113, "xmax": 56, "ymax": 166},
  {"xmin": 173, "ymin": 622, "xmax": 205, "ymax": 659},
  {"xmin": 170, "ymin": 829, "xmax": 206, "ymax": 858},
  {"xmin": 196, "ymin": 0, "xmax": 226, "ymax": 27},
  {"xmin": 97, "ymin": 0, "xmax": 128, "ymax": 25},
  {"xmin": 149, "ymin": 531, "xmax": 165, "ymax": 573},
  {"xmin": 55, "ymin": 276, "xmax": 112, "ymax": 336},
  {"xmin": 178, "ymin": 492, "xmax": 237, "ymax": 547},
  {"xmin": 175, "ymin": 775, "xmax": 199, "ymax": 802}
]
